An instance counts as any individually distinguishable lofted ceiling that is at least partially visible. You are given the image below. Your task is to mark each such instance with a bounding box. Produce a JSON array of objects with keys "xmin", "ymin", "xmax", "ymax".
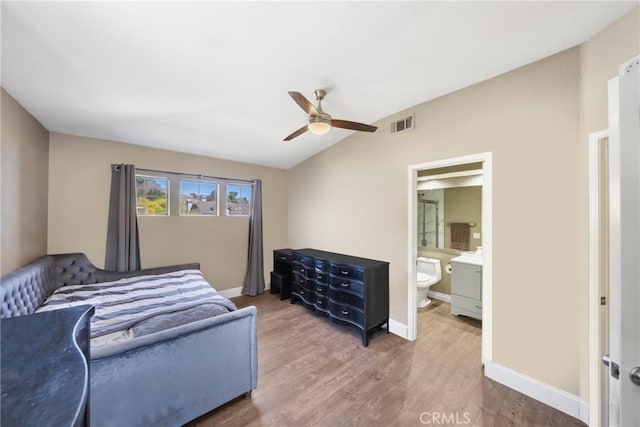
[{"xmin": 2, "ymin": 2, "xmax": 637, "ymax": 169}]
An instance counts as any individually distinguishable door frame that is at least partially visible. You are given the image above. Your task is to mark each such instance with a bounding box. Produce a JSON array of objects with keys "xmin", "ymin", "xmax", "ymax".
[
  {"xmin": 407, "ymin": 151, "xmax": 493, "ymax": 364},
  {"xmin": 606, "ymin": 56, "xmax": 640, "ymax": 427},
  {"xmin": 588, "ymin": 128, "xmax": 609, "ymax": 426}
]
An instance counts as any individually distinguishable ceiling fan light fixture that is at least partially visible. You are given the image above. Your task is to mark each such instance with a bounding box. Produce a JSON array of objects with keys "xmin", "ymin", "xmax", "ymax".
[{"xmin": 307, "ymin": 115, "xmax": 331, "ymax": 135}]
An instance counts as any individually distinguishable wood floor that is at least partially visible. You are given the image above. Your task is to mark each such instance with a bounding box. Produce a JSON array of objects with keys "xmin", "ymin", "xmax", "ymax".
[{"xmin": 188, "ymin": 294, "xmax": 585, "ymax": 427}]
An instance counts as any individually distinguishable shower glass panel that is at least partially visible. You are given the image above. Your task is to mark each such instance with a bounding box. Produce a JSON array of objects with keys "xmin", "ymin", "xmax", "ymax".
[{"xmin": 418, "ymin": 199, "xmax": 439, "ymax": 248}]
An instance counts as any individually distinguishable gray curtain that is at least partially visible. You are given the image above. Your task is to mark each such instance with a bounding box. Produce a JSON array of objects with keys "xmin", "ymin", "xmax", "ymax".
[
  {"xmin": 105, "ymin": 164, "xmax": 141, "ymax": 272},
  {"xmin": 242, "ymin": 179, "xmax": 265, "ymax": 296}
]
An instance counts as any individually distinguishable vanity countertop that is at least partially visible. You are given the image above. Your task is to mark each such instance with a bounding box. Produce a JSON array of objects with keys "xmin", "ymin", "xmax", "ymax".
[{"xmin": 451, "ymin": 253, "xmax": 483, "ymax": 266}]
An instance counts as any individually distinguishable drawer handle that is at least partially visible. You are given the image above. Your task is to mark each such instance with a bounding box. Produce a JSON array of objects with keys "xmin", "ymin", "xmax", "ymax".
[
  {"xmin": 300, "ymin": 290, "xmax": 304, "ymax": 294},
  {"xmin": 280, "ymin": 256, "xmax": 286, "ymax": 260},
  {"xmin": 341, "ymin": 310, "xmax": 349, "ymax": 315},
  {"xmin": 317, "ymin": 288, "xmax": 322, "ymax": 292},
  {"xmin": 341, "ymin": 282, "xmax": 349, "ymax": 287},
  {"xmin": 475, "ymin": 305, "xmax": 482, "ymax": 309},
  {"xmin": 301, "ymin": 269, "xmax": 304, "ymax": 273},
  {"xmin": 341, "ymin": 270, "xmax": 348, "ymax": 275}
]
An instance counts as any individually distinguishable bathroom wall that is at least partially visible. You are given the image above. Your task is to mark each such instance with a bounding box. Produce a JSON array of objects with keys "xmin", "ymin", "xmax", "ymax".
[{"xmin": 443, "ymin": 186, "xmax": 482, "ymax": 250}]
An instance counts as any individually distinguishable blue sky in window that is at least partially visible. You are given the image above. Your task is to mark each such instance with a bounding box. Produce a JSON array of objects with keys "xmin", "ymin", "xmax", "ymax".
[
  {"xmin": 151, "ymin": 178, "xmax": 168, "ymax": 189},
  {"xmin": 180, "ymin": 181, "xmax": 216, "ymax": 196}
]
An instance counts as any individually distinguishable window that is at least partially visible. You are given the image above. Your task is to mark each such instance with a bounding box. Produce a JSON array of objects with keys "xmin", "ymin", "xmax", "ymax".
[
  {"xmin": 180, "ymin": 180, "xmax": 218, "ymax": 215},
  {"xmin": 226, "ymin": 184, "xmax": 252, "ymax": 216},
  {"xmin": 136, "ymin": 175, "xmax": 169, "ymax": 216}
]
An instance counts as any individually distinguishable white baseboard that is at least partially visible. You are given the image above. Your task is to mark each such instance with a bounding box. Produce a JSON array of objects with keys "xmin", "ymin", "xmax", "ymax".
[
  {"xmin": 579, "ymin": 398, "xmax": 589, "ymax": 425},
  {"xmin": 218, "ymin": 282, "xmax": 270, "ymax": 299},
  {"xmin": 388, "ymin": 319, "xmax": 408, "ymax": 339},
  {"xmin": 484, "ymin": 361, "xmax": 584, "ymax": 422},
  {"xmin": 218, "ymin": 286, "xmax": 242, "ymax": 298},
  {"xmin": 428, "ymin": 290, "xmax": 451, "ymax": 303}
]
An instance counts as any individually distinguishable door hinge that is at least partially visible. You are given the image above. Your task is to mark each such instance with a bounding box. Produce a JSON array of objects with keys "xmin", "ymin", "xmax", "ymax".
[{"xmin": 601, "ymin": 296, "xmax": 606, "ymax": 305}]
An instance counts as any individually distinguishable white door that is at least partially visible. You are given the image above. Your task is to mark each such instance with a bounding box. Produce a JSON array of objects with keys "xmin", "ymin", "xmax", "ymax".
[{"xmin": 607, "ymin": 56, "xmax": 640, "ymax": 427}]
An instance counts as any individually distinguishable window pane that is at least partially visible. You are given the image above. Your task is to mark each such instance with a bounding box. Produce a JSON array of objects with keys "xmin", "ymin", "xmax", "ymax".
[
  {"xmin": 180, "ymin": 180, "xmax": 218, "ymax": 215},
  {"xmin": 136, "ymin": 176, "xmax": 168, "ymax": 216},
  {"xmin": 227, "ymin": 184, "xmax": 252, "ymax": 216}
]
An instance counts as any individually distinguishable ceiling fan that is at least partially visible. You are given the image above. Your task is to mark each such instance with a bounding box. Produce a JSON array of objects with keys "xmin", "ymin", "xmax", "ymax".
[{"xmin": 283, "ymin": 89, "xmax": 377, "ymax": 141}]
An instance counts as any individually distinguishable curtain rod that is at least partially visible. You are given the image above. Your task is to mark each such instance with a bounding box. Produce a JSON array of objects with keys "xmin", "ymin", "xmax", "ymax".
[{"xmin": 135, "ymin": 167, "xmax": 255, "ymax": 184}]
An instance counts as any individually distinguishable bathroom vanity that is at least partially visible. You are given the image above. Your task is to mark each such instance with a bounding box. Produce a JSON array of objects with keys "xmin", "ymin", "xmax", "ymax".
[{"xmin": 450, "ymin": 254, "xmax": 482, "ymax": 320}]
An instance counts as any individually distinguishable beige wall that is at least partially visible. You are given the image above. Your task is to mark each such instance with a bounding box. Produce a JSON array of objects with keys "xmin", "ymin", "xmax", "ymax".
[
  {"xmin": 48, "ymin": 133, "xmax": 288, "ymax": 291},
  {"xmin": 577, "ymin": 7, "xmax": 639, "ymax": 401},
  {"xmin": 443, "ymin": 186, "xmax": 482, "ymax": 251},
  {"xmin": 289, "ymin": 48, "xmax": 582, "ymax": 394},
  {"xmin": 1, "ymin": 89, "xmax": 50, "ymax": 274}
]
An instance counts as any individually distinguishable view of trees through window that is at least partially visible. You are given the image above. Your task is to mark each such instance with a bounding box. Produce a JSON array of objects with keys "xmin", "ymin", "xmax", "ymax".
[
  {"xmin": 227, "ymin": 184, "xmax": 252, "ymax": 215},
  {"xmin": 135, "ymin": 174, "xmax": 251, "ymax": 217},
  {"xmin": 136, "ymin": 176, "xmax": 169, "ymax": 215},
  {"xmin": 180, "ymin": 181, "xmax": 217, "ymax": 215}
]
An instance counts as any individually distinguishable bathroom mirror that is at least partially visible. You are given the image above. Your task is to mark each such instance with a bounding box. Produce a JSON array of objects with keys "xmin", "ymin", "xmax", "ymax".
[{"xmin": 417, "ymin": 186, "xmax": 482, "ymax": 250}]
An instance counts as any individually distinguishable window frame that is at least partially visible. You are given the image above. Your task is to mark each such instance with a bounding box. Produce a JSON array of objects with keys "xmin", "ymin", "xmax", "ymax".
[{"xmin": 134, "ymin": 169, "xmax": 253, "ymax": 218}]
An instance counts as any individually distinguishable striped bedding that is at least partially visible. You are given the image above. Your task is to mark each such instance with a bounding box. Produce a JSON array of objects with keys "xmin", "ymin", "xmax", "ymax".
[{"xmin": 36, "ymin": 269, "xmax": 236, "ymax": 343}]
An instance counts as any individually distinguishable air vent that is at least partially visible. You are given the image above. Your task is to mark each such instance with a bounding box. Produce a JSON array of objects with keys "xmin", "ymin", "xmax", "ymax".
[{"xmin": 390, "ymin": 114, "xmax": 414, "ymax": 134}]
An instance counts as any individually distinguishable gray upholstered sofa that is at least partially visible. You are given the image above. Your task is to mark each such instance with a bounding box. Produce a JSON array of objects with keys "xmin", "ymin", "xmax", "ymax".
[{"xmin": 0, "ymin": 253, "xmax": 258, "ymax": 426}]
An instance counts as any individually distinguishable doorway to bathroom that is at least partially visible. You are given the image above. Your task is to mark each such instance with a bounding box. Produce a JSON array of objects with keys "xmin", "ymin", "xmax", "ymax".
[{"xmin": 407, "ymin": 152, "xmax": 493, "ymax": 365}]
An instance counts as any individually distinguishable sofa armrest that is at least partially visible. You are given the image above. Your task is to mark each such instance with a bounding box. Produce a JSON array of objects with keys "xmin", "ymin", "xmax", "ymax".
[{"xmin": 52, "ymin": 253, "xmax": 200, "ymax": 287}]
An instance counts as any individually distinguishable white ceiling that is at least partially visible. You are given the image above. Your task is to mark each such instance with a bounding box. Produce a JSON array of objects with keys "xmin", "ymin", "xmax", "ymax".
[{"xmin": 2, "ymin": 2, "xmax": 637, "ymax": 169}]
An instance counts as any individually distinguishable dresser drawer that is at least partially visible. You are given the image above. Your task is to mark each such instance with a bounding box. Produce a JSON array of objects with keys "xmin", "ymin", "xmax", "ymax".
[
  {"xmin": 329, "ymin": 263, "xmax": 364, "ymax": 281},
  {"xmin": 329, "ymin": 300, "xmax": 364, "ymax": 326},
  {"xmin": 315, "ymin": 294, "xmax": 329, "ymax": 311},
  {"xmin": 315, "ymin": 258, "xmax": 329, "ymax": 272},
  {"xmin": 315, "ymin": 283, "xmax": 329, "ymax": 297},
  {"xmin": 274, "ymin": 251, "xmax": 291, "ymax": 264},
  {"xmin": 315, "ymin": 270, "xmax": 329, "ymax": 284},
  {"xmin": 329, "ymin": 288, "xmax": 363, "ymax": 307},
  {"xmin": 329, "ymin": 276, "xmax": 364, "ymax": 297},
  {"xmin": 293, "ymin": 272, "xmax": 313, "ymax": 289},
  {"xmin": 293, "ymin": 283, "xmax": 314, "ymax": 304},
  {"xmin": 293, "ymin": 262, "xmax": 315, "ymax": 280}
]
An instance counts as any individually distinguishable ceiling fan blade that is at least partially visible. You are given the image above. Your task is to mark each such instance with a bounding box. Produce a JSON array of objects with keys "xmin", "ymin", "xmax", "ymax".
[
  {"xmin": 288, "ymin": 91, "xmax": 319, "ymax": 116},
  {"xmin": 283, "ymin": 125, "xmax": 308, "ymax": 141},
  {"xmin": 331, "ymin": 119, "xmax": 377, "ymax": 133}
]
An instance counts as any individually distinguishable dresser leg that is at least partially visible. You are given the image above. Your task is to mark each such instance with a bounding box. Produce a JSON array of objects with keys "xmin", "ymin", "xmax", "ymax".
[{"xmin": 362, "ymin": 332, "xmax": 369, "ymax": 347}]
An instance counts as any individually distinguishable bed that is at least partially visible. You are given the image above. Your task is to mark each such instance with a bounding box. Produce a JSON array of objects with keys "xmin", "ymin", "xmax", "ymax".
[{"xmin": 0, "ymin": 253, "xmax": 258, "ymax": 426}]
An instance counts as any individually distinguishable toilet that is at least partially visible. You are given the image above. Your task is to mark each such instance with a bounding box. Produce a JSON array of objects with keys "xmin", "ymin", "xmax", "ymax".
[{"xmin": 416, "ymin": 257, "xmax": 442, "ymax": 308}]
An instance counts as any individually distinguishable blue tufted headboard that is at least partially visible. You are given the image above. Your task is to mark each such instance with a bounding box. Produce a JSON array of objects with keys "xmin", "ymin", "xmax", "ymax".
[
  {"xmin": 0, "ymin": 253, "xmax": 201, "ymax": 319},
  {"xmin": 0, "ymin": 256, "xmax": 58, "ymax": 317}
]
